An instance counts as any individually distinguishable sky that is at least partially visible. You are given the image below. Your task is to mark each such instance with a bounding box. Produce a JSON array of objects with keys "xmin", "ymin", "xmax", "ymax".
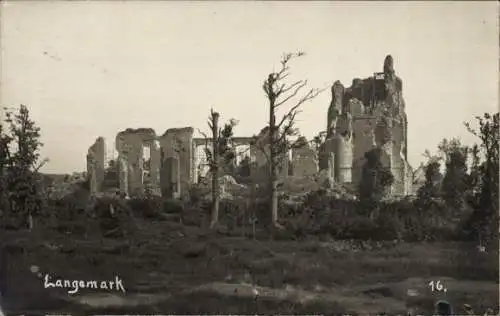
[{"xmin": 1, "ymin": 1, "xmax": 498, "ymax": 174}]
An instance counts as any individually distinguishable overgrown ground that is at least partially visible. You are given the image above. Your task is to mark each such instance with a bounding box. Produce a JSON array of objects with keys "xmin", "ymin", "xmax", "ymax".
[{"xmin": 1, "ymin": 215, "xmax": 498, "ymax": 315}]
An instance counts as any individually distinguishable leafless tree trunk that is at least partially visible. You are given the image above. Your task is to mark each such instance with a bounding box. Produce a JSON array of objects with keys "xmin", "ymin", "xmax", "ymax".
[
  {"xmin": 261, "ymin": 52, "xmax": 324, "ymax": 229},
  {"xmin": 268, "ymin": 81, "xmax": 280, "ymax": 228},
  {"xmin": 209, "ymin": 110, "xmax": 220, "ymax": 229}
]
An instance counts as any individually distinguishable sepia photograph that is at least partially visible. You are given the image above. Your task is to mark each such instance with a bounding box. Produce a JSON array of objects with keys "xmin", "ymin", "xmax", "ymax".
[{"xmin": 0, "ymin": 1, "xmax": 498, "ymax": 315}]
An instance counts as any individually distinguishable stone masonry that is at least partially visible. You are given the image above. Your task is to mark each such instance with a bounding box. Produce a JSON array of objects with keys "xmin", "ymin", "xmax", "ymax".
[
  {"xmin": 291, "ymin": 140, "xmax": 318, "ymax": 177},
  {"xmin": 158, "ymin": 127, "xmax": 194, "ymax": 199},
  {"xmin": 86, "ymin": 137, "xmax": 106, "ymax": 195},
  {"xmin": 321, "ymin": 54, "xmax": 412, "ymax": 195},
  {"xmin": 115, "ymin": 128, "xmax": 158, "ymax": 197}
]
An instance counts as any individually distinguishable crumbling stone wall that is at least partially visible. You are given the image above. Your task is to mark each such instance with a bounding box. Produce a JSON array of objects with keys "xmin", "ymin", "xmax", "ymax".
[
  {"xmin": 93, "ymin": 127, "xmax": 298, "ymax": 199},
  {"xmin": 291, "ymin": 141, "xmax": 318, "ymax": 177},
  {"xmin": 161, "ymin": 156, "xmax": 181, "ymax": 199},
  {"xmin": 334, "ymin": 134, "xmax": 353, "ymax": 183},
  {"xmin": 158, "ymin": 127, "xmax": 194, "ymax": 199},
  {"xmin": 347, "ymin": 98, "xmax": 365, "ymax": 116},
  {"xmin": 351, "ymin": 116, "xmax": 376, "ymax": 184},
  {"xmin": 322, "ymin": 54, "xmax": 412, "ymax": 195},
  {"xmin": 117, "ymin": 153, "xmax": 129, "ymax": 197},
  {"xmin": 149, "ymin": 140, "xmax": 161, "ymax": 191},
  {"xmin": 327, "ymin": 81, "xmax": 344, "ymax": 138},
  {"xmin": 115, "ymin": 128, "xmax": 158, "ymax": 197},
  {"xmin": 86, "ymin": 137, "xmax": 106, "ymax": 196}
]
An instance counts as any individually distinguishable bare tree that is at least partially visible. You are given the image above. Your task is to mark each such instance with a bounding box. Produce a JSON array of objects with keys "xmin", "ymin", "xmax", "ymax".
[
  {"xmin": 259, "ymin": 52, "xmax": 324, "ymax": 229},
  {"xmin": 199, "ymin": 109, "xmax": 237, "ymax": 229}
]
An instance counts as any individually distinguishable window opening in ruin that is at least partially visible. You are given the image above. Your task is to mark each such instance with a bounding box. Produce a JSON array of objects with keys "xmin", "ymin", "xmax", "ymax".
[
  {"xmin": 142, "ymin": 145, "xmax": 151, "ymax": 184},
  {"xmin": 235, "ymin": 145, "xmax": 250, "ymax": 166},
  {"xmin": 195, "ymin": 145, "xmax": 210, "ymax": 181}
]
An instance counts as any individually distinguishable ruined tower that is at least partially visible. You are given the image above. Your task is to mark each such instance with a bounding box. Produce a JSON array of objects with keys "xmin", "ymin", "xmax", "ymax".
[{"xmin": 322, "ymin": 54, "xmax": 412, "ymax": 195}]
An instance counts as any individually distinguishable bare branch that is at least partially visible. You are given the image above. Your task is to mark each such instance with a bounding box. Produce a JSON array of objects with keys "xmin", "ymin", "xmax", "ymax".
[
  {"xmin": 276, "ymin": 65, "xmax": 289, "ymax": 79},
  {"xmin": 278, "ymin": 72, "xmax": 290, "ymax": 82},
  {"xmin": 275, "ymin": 80, "xmax": 308, "ymax": 108},
  {"xmin": 276, "ymin": 103, "xmax": 302, "ymax": 130},
  {"xmin": 278, "ymin": 110, "xmax": 300, "ymax": 145},
  {"xmin": 274, "ymin": 51, "xmax": 304, "ymax": 82},
  {"xmin": 275, "ymin": 80, "xmax": 304, "ymax": 98}
]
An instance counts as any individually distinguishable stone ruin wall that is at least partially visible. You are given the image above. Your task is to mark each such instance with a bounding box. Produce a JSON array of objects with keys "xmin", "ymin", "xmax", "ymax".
[
  {"xmin": 291, "ymin": 143, "xmax": 318, "ymax": 177},
  {"xmin": 322, "ymin": 54, "xmax": 412, "ymax": 196},
  {"xmin": 115, "ymin": 128, "xmax": 159, "ymax": 197},
  {"xmin": 158, "ymin": 127, "xmax": 194, "ymax": 199},
  {"xmin": 86, "ymin": 137, "xmax": 106, "ymax": 195},
  {"xmin": 86, "ymin": 127, "xmax": 314, "ymax": 199},
  {"xmin": 87, "ymin": 128, "xmax": 290, "ymax": 199},
  {"xmin": 86, "ymin": 128, "xmax": 192, "ymax": 200}
]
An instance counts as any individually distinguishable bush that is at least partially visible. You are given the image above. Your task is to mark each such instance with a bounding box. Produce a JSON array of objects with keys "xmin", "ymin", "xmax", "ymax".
[
  {"xmin": 374, "ymin": 213, "xmax": 401, "ymax": 240},
  {"xmin": 219, "ymin": 199, "xmax": 246, "ymax": 228},
  {"xmin": 125, "ymin": 196, "xmax": 166, "ymax": 219},
  {"xmin": 336, "ymin": 216, "xmax": 379, "ymax": 240},
  {"xmin": 275, "ymin": 190, "xmax": 463, "ymax": 243},
  {"xmin": 283, "ymin": 207, "xmax": 316, "ymax": 240},
  {"xmin": 162, "ymin": 198, "xmax": 184, "ymax": 214}
]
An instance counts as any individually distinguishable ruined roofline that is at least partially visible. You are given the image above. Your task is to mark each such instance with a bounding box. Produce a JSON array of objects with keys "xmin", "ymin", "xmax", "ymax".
[
  {"xmin": 345, "ymin": 74, "xmax": 384, "ymax": 89},
  {"xmin": 115, "ymin": 127, "xmax": 196, "ymax": 138},
  {"xmin": 335, "ymin": 54, "xmax": 398, "ymax": 90},
  {"xmin": 120, "ymin": 128, "xmax": 157, "ymax": 135},
  {"xmin": 161, "ymin": 127, "xmax": 194, "ymax": 137},
  {"xmin": 192, "ymin": 136, "xmax": 254, "ymax": 142}
]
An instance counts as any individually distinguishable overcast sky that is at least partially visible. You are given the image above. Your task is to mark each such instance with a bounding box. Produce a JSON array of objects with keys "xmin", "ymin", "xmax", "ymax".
[{"xmin": 1, "ymin": 1, "xmax": 498, "ymax": 174}]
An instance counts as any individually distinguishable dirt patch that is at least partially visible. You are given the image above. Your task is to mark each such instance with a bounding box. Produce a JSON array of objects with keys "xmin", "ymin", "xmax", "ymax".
[
  {"xmin": 192, "ymin": 281, "xmax": 406, "ymax": 314},
  {"xmin": 59, "ymin": 292, "xmax": 170, "ymax": 308}
]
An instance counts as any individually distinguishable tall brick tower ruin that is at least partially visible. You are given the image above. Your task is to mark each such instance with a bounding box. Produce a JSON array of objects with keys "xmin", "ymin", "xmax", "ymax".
[{"xmin": 320, "ymin": 55, "xmax": 412, "ymax": 196}]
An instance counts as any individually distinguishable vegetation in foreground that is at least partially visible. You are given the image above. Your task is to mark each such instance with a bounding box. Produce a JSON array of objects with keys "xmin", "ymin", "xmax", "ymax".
[{"xmin": 2, "ymin": 218, "xmax": 498, "ymax": 315}]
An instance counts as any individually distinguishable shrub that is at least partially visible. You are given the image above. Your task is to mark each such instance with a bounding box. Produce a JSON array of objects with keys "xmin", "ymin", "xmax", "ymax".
[
  {"xmin": 283, "ymin": 207, "xmax": 316, "ymax": 240},
  {"xmin": 374, "ymin": 212, "xmax": 401, "ymax": 241},
  {"xmin": 162, "ymin": 198, "xmax": 184, "ymax": 214},
  {"xmin": 219, "ymin": 199, "xmax": 246, "ymax": 228},
  {"xmin": 337, "ymin": 216, "xmax": 379, "ymax": 240},
  {"xmin": 275, "ymin": 189, "xmax": 464, "ymax": 243}
]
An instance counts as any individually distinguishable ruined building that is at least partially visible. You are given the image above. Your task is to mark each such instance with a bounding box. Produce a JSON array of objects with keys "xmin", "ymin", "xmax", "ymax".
[
  {"xmin": 86, "ymin": 54, "xmax": 411, "ymax": 198},
  {"xmin": 86, "ymin": 127, "xmax": 279, "ymax": 199},
  {"xmin": 320, "ymin": 54, "xmax": 412, "ymax": 195}
]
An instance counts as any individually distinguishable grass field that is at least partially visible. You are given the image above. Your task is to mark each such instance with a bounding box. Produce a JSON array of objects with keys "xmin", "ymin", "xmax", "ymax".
[{"xmin": 1, "ymin": 217, "xmax": 498, "ymax": 315}]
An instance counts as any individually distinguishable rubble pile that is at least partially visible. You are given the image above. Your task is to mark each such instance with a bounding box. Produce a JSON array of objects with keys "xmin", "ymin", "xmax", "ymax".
[{"xmin": 195, "ymin": 174, "xmax": 248, "ymax": 201}]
